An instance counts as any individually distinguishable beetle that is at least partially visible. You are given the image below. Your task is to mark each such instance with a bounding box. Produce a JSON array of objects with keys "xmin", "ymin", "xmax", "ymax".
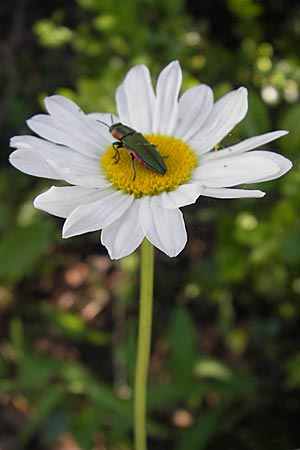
[{"xmin": 98, "ymin": 119, "xmax": 167, "ymax": 180}]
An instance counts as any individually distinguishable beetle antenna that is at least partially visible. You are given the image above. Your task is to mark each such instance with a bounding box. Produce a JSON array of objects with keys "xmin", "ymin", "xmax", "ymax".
[
  {"xmin": 110, "ymin": 114, "xmax": 114, "ymax": 124},
  {"xmin": 96, "ymin": 119, "xmax": 109, "ymax": 128}
]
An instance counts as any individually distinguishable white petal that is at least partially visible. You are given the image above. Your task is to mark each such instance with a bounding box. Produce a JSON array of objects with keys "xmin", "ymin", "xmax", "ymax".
[
  {"xmin": 34, "ymin": 186, "xmax": 106, "ymax": 218},
  {"xmin": 201, "ymin": 130, "xmax": 289, "ymax": 162},
  {"xmin": 152, "ymin": 61, "xmax": 182, "ymax": 135},
  {"xmin": 139, "ymin": 197, "xmax": 187, "ymax": 257},
  {"xmin": 116, "ymin": 65, "xmax": 155, "ymax": 133},
  {"xmin": 27, "ymin": 111, "xmax": 109, "ymax": 160},
  {"xmin": 45, "ymin": 95, "xmax": 111, "ymax": 148},
  {"xmin": 45, "ymin": 158, "xmax": 109, "ymax": 188},
  {"xmin": 10, "ymin": 135, "xmax": 103, "ymax": 183},
  {"xmin": 189, "ymin": 87, "xmax": 248, "ymax": 154},
  {"xmin": 201, "ymin": 186, "xmax": 266, "ymax": 198},
  {"xmin": 87, "ymin": 112, "xmax": 118, "ymax": 142},
  {"xmin": 101, "ymin": 200, "xmax": 144, "ymax": 259},
  {"xmin": 45, "ymin": 95, "xmax": 87, "ymax": 123},
  {"xmin": 246, "ymin": 151, "xmax": 292, "ymax": 182},
  {"xmin": 193, "ymin": 151, "xmax": 280, "ymax": 187},
  {"xmin": 174, "ymin": 84, "xmax": 214, "ymax": 140},
  {"xmin": 160, "ymin": 183, "xmax": 203, "ymax": 209},
  {"xmin": 62, "ymin": 190, "xmax": 134, "ymax": 238},
  {"xmin": 88, "ymin": 112, "xmax": 119, "ymax": 122},
  {"xmin": 9, "ymin": 145, "xmax": 60, "ymax": 180}
]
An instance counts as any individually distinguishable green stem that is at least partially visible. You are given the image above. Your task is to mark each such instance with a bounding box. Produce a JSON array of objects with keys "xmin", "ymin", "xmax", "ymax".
[{"xmin": 134, "ymin": 239, "xmax": 154, "ymax": 450}]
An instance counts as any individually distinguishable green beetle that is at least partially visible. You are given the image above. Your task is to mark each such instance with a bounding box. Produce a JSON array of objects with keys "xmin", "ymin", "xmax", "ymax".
[{"xmin": 98, "ymin": 119, "xmax": 167, "ymax": 179}]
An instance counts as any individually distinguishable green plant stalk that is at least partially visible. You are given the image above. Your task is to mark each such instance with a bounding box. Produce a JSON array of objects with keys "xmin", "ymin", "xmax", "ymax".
[{"xmin": 134, "ymin": 239, "xmax": 154, "ymax": 450}]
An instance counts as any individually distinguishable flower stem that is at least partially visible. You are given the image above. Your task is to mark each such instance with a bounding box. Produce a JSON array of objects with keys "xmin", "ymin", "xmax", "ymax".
[{"xmin": 134, "ymin": 239, "xmax": 154, "ymax": 450}]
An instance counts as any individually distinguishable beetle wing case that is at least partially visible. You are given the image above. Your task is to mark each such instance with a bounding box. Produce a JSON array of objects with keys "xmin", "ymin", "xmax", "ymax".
[{"xmin": 123, "ymin": 133, "xmax": 167, "ymax": 174}]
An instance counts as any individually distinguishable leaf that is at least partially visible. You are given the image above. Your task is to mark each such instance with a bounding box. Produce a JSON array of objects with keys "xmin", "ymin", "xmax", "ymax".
[
  {"xmin": 17, "ymin": 350, "xmax": 63, "ymax": 393},
  {"xmin": 175, "ymin": 406, "xmax": 225, "ymax": 450},
  {"xmin": 73, "ymin": 407, "xmax": 103, "ymax": 450},
  {"xmin": 240, "ymin": 91, "xmax": 271, "ymax": 136},
  {"xmin": 278, "ymin": 103, "xmax": 300, "ymax": 155},
  {"xmin": 41, "ymin": 304, "xmax": 109, "ymax": 345},
  {"xmin": 168, "ymin": 308, "xmax": 197, "ymax": 385},
  {"xmin": 61, "ymin": 363, "xmax": 131, "ymax": 416},
  {"xmin": 0, "ymin": 222, "xmax": 54, "ymax": 282},
  {"xmin": 194, "ymin": 358, "xmax": 232, "ymax": 381},
  {"xmin": 18, "ymin": 384, "xmax": 65, "ymax": 447}
]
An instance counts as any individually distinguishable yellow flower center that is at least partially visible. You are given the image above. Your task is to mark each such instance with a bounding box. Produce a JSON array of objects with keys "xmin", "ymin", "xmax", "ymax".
[{"xmin": 101, "ymin": 134, "xmax": 198, "ymax": 198}]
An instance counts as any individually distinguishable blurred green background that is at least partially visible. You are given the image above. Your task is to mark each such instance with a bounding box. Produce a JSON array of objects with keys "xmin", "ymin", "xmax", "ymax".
[{"xmin": 1, "ymin": 0, "xmax": 300, "ymax": 449}]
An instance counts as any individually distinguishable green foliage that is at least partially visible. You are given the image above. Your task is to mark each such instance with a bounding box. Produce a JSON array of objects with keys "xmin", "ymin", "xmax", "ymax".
[
  {"xmin": 41, "ymin": 304, "xmax": 109, "ymax": 345},
  {"xmin": 168, "ymin": 308, "xmax": 197, "ymax": 385},
  {"xmin": 279, "ymin": 103, "xmax": 300, "ymax": 157},
  {"xmin": 0, "ymin": 222, "xmax": 54, "ymax": 283},
  {"xmin": 1, "ymin": 0, "xmax": 300, "ymax": 449}
]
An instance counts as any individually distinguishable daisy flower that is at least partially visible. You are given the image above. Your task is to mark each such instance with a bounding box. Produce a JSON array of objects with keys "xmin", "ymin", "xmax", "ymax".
[{"xmin": 9, "ymin": 61, "xmax": 292, "ymax": 259}]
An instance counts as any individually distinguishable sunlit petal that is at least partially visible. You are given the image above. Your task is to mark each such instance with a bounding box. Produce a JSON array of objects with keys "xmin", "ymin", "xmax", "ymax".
[
  {"xmin": 101, "ymin": 200, "xmax": 144, "ymax": 259},
  {"xmin": 63, "ymin": 190, "xmax": 134, "ymax": 238},
  {"xmin": 152, "ymin": 61, "xmax": 182, "ymax": 135},
  {"xmin": 116, "ymin": 65, "xmax": 155, "ymax": 133},
  {"xmin": 139, "ymin": 197, "xmax": 187, "ymax": 257}
]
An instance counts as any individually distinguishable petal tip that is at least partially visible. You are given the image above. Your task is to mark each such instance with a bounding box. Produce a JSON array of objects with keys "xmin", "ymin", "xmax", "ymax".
[
  {"xmin": 162, "ymin": 60, "xmax": 181, "ymax": 75},
  {"xmin": 9, "ymin": 136, "xmax": 18, "ymax": 147},
  {"xmin": 238, "ymin": 86, "xmax": 248, "ymax": 96},
  {"xmin": 62, "ymin": 225, "xmax": 72, "ymax": 239},
  {"xmin": 169, "ymin": 60, "xmax": 181, "ymax": 71},
  {"xmin": 44, "ymin": 95, "xmax": 55, "ymax": 108},
  {"xmin": 8, "ymin": 152, "xmax": 16, "ymax": 164},
  {"xmin": 258, "ymin": 190, "xmax": 266, "ymax": 198},
  {"xmin": 44, "ymin": 95, "xmax": 64, "ymax": 111}
]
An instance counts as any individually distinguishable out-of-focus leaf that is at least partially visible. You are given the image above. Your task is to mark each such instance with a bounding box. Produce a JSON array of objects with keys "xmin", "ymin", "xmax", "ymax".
[
  {"xmin": 278, "ymin": 103, "xmax": 300, "ymax": 155},
  {"xmin": 41, "ymin": 304, "xmax": 109, "ymax": 345},
  {"xmin": 175, "ymin": 406, "xmax": 226, "ymax": 450},
  {"xmin": 61, "ymin": 363, "xmax": 131, "ymax": 416},
  {"xmin": 18, "ymin": 384, "xmax": 65, "ymax": 447},
  {"xmin": 285, "ymin": 355, "xmax": 300, "ymax": 390},
  {"xmin": 228, "ymin": 0, "xmax": 264, "ymax": 18},
  {"xmin": 168, "ymin": 308, "xmax": 197, "ymax": 385},
  {"xmin": 34, "ymin": 18, "xmax": 73, "ymax": 48},
  {"xmin": 73, "ymin": 407, "xmax": 103, "ymax": 450},
  {"xmin": 240, "ymin": 91, "xmax": 271, "ymax": 136},
  {"xmin": 0, "ymin": 222, "xmax": 54, "ymax": 282},
  {"xmin": 281, "ymin": 227, "xmax": 300, "ymax": 264},
  {"xmin": 194, "ymin": 358, "xmax": 232, "ymax": 381},
  {"xmin": 16, "ymin": 350, "xmax": 63, "ymax": 393},
  {"xmin": 10, "ymin": 317, "xmax": 25, "ymax": 353}
]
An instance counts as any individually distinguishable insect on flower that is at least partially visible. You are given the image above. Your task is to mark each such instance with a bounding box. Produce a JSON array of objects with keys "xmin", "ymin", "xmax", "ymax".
[
  {"xmin": 98, "ymin": 118, "xmax": 167, "ymax": 180},
  {"xmin": 9, "ymin": 61, "xmax": 292, "ymax": 259}
]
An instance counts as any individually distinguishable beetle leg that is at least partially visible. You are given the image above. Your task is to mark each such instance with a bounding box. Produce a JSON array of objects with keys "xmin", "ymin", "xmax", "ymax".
[
  {"xmin": 130, "ymin": 154, "xmax": 136, "ymax": 181},
  {"xmin": 112, "ymin": 141, "xmax": 123, "ymax": 164}
]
